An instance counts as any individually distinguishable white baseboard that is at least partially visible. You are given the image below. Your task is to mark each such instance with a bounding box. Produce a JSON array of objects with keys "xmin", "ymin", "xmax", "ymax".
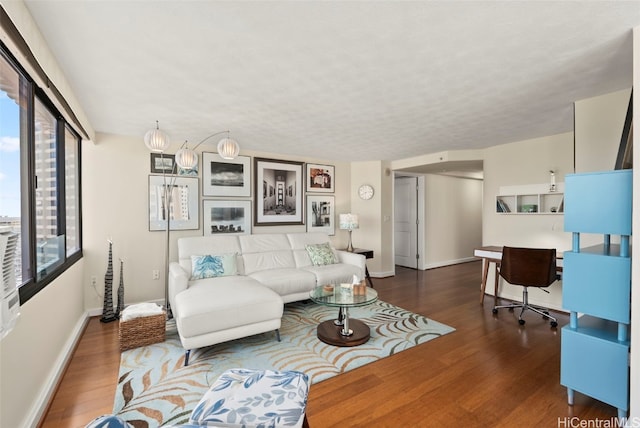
[
  {"xmin": 370, "ymin": 270, "xmax": 395, "ymax": 278},
  {"xmin": 25, "ymin": 312, "xmax": 90, "ymax": 428},
  {"xmin": 372, "ymin": 257, "xmax": 477, "ymax": 278},
  {"xmin": 423, "ymin": 257, "xmax": 477, "ymax": 270}
]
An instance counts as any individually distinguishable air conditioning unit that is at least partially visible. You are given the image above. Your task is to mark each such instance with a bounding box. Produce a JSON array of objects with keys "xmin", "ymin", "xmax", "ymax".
[{"xmin": 0, "ymin": 231, "xmax": 20, "ymax": 340}]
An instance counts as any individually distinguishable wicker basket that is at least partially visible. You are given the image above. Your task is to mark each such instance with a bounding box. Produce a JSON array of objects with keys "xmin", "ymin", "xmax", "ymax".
[{"xmin": 119, "ymin": 311, "xmax": 166, "ymax": 351}]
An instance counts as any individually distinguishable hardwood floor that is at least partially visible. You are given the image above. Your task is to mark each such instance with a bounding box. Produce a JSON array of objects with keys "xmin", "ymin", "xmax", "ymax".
[{"xmin": 40, "ymin": 261, "xmax": 616, "ymax": 427}]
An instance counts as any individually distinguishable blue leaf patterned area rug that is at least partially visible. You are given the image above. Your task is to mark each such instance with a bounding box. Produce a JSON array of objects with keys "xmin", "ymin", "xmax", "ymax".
[{"xmin": 113, "ymin": 300, "xmax": 455, "ymax": 427}]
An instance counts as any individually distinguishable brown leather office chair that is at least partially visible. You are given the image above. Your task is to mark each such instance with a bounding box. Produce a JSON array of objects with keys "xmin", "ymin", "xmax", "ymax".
[{"xmin": 492, "ymin": 246, "xmax": 558, "ymax": 327}]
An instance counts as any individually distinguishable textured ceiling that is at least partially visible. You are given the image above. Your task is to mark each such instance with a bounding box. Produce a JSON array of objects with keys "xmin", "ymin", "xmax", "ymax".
[{"xmin": 23, "ymin": 1, "xmax": 640, "ymax": 162}]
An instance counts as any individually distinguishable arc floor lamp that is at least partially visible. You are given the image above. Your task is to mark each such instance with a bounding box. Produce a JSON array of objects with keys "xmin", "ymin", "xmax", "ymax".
[{"xmin": 144, "ymin": 122, "xmax": 240, "ymax": 318}]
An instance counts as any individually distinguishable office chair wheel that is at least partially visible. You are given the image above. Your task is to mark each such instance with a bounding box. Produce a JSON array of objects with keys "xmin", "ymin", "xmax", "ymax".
[
  {"xmin": 492, "ymin": 308, "xmax": 498, "ymax": 314},
  {"xmin": 518, "ymin": 319, "xmax": 525, "ymax": 325},
  {"xmin": 551, "ymin": 321, "xmax": 558, "ymax": 328}
]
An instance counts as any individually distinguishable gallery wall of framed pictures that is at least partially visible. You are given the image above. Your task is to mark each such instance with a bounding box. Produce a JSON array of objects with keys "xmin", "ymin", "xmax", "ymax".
[{"xmin": 148, "ymin": 151, "xmax": 337, "ymax": 235}]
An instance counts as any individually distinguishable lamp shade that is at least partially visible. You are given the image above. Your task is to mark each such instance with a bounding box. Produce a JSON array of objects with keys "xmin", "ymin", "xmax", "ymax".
[
  {"xmin": 217, "ymin": 137, "xmax": 240, "ymax": 160},
  {"xmin": 144, "ymin": 127, "xmax": 170, "ymax": 152},
  {"xmin": 339, "ymin": 214, "xmax": 359, "ymax": 230},
  {"xmin": 175, "ymin": 147, "xmax": 198, "ymax": 169}
]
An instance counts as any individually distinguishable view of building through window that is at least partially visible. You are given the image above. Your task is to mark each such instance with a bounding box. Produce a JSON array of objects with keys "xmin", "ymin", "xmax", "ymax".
[{"xmin": 0, "ymin": 55, "xmax": 23, "ymax": 287}]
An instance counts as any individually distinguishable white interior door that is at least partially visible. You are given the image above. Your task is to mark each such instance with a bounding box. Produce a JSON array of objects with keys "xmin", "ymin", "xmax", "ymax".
[{"xmin": 394, "ymin": 176, "xmax": 418, "ymax": 268}]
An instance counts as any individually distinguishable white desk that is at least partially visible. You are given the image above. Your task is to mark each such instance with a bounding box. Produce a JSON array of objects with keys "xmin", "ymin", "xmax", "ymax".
[{"xmin": 474, "ymin": 246, "xmax": 563, "ymax": 304}]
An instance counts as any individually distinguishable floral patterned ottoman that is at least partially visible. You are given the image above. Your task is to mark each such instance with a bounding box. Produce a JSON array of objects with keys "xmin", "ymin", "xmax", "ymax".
[{"xmin": 188, "ymin": 368, "xmax": 310, "ymax": 428}]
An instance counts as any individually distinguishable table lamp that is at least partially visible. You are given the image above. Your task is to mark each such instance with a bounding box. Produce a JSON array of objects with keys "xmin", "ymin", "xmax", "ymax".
[{"xmin": 339, "ymin": 213, "xmax": 359, "ymax": 252}]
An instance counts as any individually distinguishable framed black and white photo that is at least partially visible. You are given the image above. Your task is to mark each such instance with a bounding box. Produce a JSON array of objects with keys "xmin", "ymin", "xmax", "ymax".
[
  {"xmin": 306, "ymin": 195, "xmax": 335, "ymax": 235},
  {"xmin": 203, "ymin": 200, "xmax": 251, "ymax": 235},
  {"xmin": 150, "ymin": 153, "xmax": 176, "ymax": 174},
  {"xmin": 148, "ymin": 176, "xmax": 199, "ymax": 231},
  {"xmin": 306, "ymin": 163, "xmax": 334, "ymax": 193},
  {"xmin": 254, "ymin": 157, "xmax": 304, "ymax": 225},
  {"xmin": 202, "ymin": 153, "xmax": 251, "ymax": 197}
]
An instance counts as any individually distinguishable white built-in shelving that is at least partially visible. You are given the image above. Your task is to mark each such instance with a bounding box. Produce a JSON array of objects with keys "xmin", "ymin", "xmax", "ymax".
[{"xmin": 496, "ymin": 183, "xmax": 564, "ymax": 215}]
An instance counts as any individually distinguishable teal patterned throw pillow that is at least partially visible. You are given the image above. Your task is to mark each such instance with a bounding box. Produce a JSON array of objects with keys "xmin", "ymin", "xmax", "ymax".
[
  {"xmin": 306, "ymin": 242, "xmax": 338, "ymax": 266},
  {"xmin": 190, "ymin": 253, "xmax": 237, "ymax": 280}
]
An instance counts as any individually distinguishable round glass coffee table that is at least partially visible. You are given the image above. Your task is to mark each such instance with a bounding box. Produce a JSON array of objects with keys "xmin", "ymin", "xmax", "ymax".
[{"xmin": 309, "ymin": 284, "xmax": 378, "ymax": 346}]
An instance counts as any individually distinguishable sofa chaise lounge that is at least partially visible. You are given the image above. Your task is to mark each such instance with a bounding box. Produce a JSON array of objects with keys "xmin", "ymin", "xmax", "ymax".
[{"xmin": 168, "ymin": 232, "xmax": 366, "ymax": 364}]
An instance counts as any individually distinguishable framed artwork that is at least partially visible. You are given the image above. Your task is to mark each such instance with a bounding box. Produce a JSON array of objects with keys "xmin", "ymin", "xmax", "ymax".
[
  {"xmin": 178, "ymin": 163, "xmax": 198, "ymax": 177},
  {"xmin": 306, "ymin": 195, "xmax": 335, "ymax": 235},
  {"xmin": 203, "ymin": 200, "xmax": 251, "ymax": 235},
  {"xmin": 202, "ymin": 152, "xmax": 251, "ymax": 197},
  {"xmin": 306, "ymin": 163, "xmax": 334, "ymax": 193},
  {"xmin": 254, "ymin": 157, "xmax": 304, "ymax": 225},
  {"xmin": 148, "ymin": 176, "xmax": 199, "ymax": 231},
  {"xmin": 150, "ymin": 153, "xmax": 176, "ymax": 174}
]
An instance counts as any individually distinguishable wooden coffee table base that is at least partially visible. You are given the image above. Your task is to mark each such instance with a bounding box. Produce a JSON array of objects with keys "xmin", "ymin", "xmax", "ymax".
[{"xmin": 316, "ymin": 318, "xmax": 370, "ymax": 347}]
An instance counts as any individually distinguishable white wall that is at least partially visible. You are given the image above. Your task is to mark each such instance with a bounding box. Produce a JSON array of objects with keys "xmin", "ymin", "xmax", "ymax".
[
  {"xmin": 380, "ymin": 161, "xmax": 394, "ymax": 275},
  {"xmin": 574, "ymin": 88, "xmax": 631, "ymax": 173},
  {"xmin": 349, "ymin": 161, "xmax": 384, "ymax": 275},
  {"xmin": 0, "ymin": 261, "xmax": 85, "ymax": 428},
  {"xmin": 423, "ymin": 174, "xmax": 483, "ymax": 268},
  {"xmin": 482, "ymin": 132, "xmax": 574, "ymax": 310}
]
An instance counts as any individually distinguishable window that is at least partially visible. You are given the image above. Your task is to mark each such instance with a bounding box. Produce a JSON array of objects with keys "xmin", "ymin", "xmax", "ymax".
[
  {"xmin": 34, "ymin": 96, "xmax": 62, "ymax": 279},
  {"xmin": 65, "ymin": 126, "xmax": 80, "ymax": 255},
  {"xmin": 0, "ymin": 49, "xmax": 27, "ymax": 287},
  {"xmin": 0, "ymin": 45, "xmax": 82, "ymax": 304}
]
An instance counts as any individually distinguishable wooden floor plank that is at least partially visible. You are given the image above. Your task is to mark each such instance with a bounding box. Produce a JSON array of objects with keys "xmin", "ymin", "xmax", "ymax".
[{"xmin": 39, "ymin": 261, "xmax": 617, "ymax": 427}]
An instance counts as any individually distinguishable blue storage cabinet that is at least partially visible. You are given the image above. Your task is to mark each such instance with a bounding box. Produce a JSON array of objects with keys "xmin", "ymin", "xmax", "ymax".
[
  {"xmin": 561, "ymin": 170, "xmax": 632, "ymax": 419},
  {"xmin": 561, "ymin": 316, "xmax": 630, "ymax": 410},
  {"xmin": 563, "ymin": 247, "xmax": 631, "ymax": 324}
]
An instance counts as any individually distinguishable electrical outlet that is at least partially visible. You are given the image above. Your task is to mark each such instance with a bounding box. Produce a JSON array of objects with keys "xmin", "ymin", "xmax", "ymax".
[
  {"xmin": 91, "ymin": 276, "xmax": 97, "ymax": 287},
  {"xmin": 152, "ymin": 270, "xmax": 160, "ymax": 280}
]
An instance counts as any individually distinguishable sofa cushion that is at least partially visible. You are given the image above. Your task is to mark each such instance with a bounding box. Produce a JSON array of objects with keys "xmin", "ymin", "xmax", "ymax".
[
  {"xmin": 240, "ymin": 234, "xmax": 297, "ymax": 274},
  {"xmin": 287, "ymin": 232, "xmax": 331, "ymax": 249},
  {"xmin": 248, "ymin": 268, "xmax": 317, "ymax": 296},
  {"xmin": 305, "ymin": 242, "xmax": 338, "ymax": 266},
  {"xmin": 288, "ymin": 232, "xmax": 331, "ymax": 267},
  {"xmin": 190, "ymin": 253, "xmax": 237, "ymax": 280},
  {"xmin": 175, "ymin": 277, "xmax": 283, "ymax": 339},
  {"xmin": 239, "ymin": 233, "xmax": 292, "ymax": 253},
  {"xmin": 178, "ymin": 235, "xmax": 242, "ymax": 274}
]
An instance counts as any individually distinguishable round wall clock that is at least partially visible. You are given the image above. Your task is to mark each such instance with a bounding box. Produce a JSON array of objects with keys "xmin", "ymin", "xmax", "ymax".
[{"xmin": 358, "ymin": 184, "xmax": 374, "ymax": 200}]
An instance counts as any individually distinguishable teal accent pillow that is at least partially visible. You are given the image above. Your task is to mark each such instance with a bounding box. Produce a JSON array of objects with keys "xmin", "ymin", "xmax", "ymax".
[
  {"xmin": 305, "ymin": 243, "xmax": 338, "ymax": 266},
  {"xmin": 190, "ymin": 253, "xmax": 238, "ymax": 280}
]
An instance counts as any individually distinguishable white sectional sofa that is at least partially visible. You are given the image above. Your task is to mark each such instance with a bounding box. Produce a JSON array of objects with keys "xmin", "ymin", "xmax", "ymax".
[{"xmin": 168, "ymin": 232, "xmax": 366, "ymax": 364}]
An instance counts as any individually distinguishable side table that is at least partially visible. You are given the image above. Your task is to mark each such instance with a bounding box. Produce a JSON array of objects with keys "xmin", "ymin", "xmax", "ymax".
[{"xmin": 341, "ymin": 247, "xmax": 374, "ymax": 288}]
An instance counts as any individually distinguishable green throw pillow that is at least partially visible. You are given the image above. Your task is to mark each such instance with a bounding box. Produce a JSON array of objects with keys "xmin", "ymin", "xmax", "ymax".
[
  {"xmin": 306, "ymin": 243, "xmax": 338, "ymax": 266},
  {"xmin": 191, "ymin": 253, "xmax": 238, "ymax": 280}
]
